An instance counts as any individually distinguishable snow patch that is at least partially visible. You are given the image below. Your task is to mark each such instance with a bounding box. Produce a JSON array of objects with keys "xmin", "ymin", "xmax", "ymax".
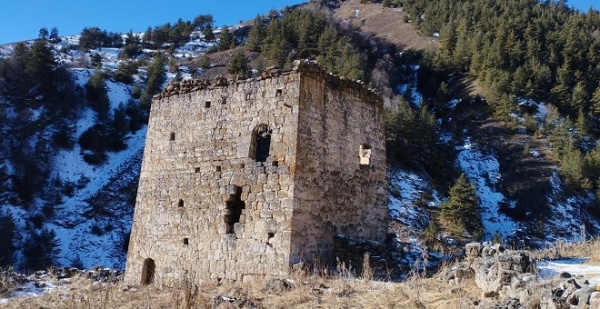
[
  {"xmin": 457, "ymin": 138, "xmax": 519, "ymax": 239},
  {"xmin": 538, "ymin": 258, "xmax": 600, "ymax": 285}
]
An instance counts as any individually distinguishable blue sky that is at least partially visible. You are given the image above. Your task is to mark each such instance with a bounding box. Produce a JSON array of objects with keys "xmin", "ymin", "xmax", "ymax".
[
  {"xmin": 570, "ymin": 0, "xmax": 597, "ymax": 11},
  {"xmin": 0, "ymin": 0, "xmax": 306, "ymax": 44},
  {"xmin": 0, "ymin": 0, "xmax": 597, "ymax": 45}
]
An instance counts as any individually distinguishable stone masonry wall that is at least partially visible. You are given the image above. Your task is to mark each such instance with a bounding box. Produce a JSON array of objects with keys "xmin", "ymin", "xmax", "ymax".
[
  {"xmin": 124, "ymin": 62, "xmax": 387, "ymax": 286},
  {"xmin": 290, "ymin": 70, "xmax": 388, "ymax": 266},
  {"xmin": 125, "ymin": 73, "xmax": 301, "ymax": 285}
]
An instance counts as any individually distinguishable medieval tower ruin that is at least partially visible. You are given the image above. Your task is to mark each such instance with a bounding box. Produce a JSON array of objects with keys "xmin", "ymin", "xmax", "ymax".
[{"xmin": 124, "ymin": 60, "xmax": 388, "ymax": 285}]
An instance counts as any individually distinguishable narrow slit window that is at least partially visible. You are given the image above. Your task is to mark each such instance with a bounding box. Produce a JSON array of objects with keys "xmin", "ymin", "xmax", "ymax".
[
  {"xmin": 224, "ymin": 186, "xmax": 245, "ymax": 234},
  {"xmin": 170, "ymin": 132, "xmax": 175, "ymax": 141},
  {"xmin": 359, "ymin": 144, "xmax": 372, "ymax": 166},
  {"xmin": 178, "ymin": 199, "xmax": 184, "ymax": 207},
  {"xmin": 245, "ymin": 93, "xmax": 251, "ymax": 100}
]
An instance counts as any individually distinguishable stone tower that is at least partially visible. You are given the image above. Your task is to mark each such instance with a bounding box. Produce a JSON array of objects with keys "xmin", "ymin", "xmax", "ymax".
[{"xmin": 124, "ymin": 60, "xmax": 387, "ymax": 286}]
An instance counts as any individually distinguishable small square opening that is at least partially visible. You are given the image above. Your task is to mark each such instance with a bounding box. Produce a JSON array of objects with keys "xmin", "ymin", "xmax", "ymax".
[
  {"xmin": 183, "ymin": 238, "xmax": 189, "ymax": 245},
  {"xmin": 195, "ymin": 167, "xmax": 200, "ymax": 173},
  {"xmin": 205, "ymin": 101, "xmax": 211, "ymax": 108},
  {"xmin": 272, "ymin": 161, "xmax": 279, "ymax": 167},
  {"xmin": 239, "ymin": 163, "xmax": 245, "ymax": 169},
  {"xmin": 359, "ymin": 144, "xmax": 372, "ymax": 166},
  {"xmin": 275, "ymin": 89, "xmax": 282, "ymax": 97},
  {"xmin": 178, "ymin": 199, "xmax": 184, "ymax": 207},
  {"xmin": 216, "ymin": 166, "xmax": 222, "ymax": 172}
]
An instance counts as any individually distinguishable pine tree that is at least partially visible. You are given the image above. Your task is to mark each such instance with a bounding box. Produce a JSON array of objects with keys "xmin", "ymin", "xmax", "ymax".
[
  {"xmin": 28, "ymin": 40, "xmax": 57, "ymax": 96},
  {"xmin": 576, "ymin": 108, "xmax": 588, "ymax": 135},
  {"xmin": 85, "ymin": 71, "xmax": 110, "ymax": 120},
  {"xmin": 198, "ymin": 55, "xmax": 211, "ymax": 69},
  {"xmin": 227, "ymin": 51, "xmax": 249, "ymax": 79},
  {"xmin": 142, "ymin": 27, "xmax": 153, "ymax": 47},
  {"xmin": 218, "ymin": 28, "xmax": 235, "ymax": 51},
  {"xmin": 571, "ymin": 81, "xmax": 590, "ymax": 112},
  {"xmin": 22, "ymin": 228, "xmax": 60, "ymax": 271},
  {"xmin": 141, "ymin": 55, "xmax": 166, "ymax": 106},
  {"xmin": 246, "ymin": 17, "xmax": 265, "ymax": 52},
  {"xmin": 49, "ymin": 27, "xmax": 60, "ymax": 42},
  {"xmin": 38, "ymin": 27, "xmax": 49, "ymax": 40},
  {"xmin": 440, "ymin": 174, "xmax": 483, "ymax": 239},
  {"xmin": 202, "ymin": 23, "xmax": 215, "ymax": 42}
]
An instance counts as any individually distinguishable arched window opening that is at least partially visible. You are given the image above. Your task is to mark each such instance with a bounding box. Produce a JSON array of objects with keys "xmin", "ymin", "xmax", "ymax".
[
  {"xmin": 250, "ymin": 124, "xmax": 272, "ymax": 162},
  {"xmin": 225, "ymin": 186, "xmax": 245, "ymax": 234},
  {"xmin": 178, "ymin": 199, "xmax": 184, "ymax": 207},
  {"xmin": 141, "ymin": 258, "xmax": 155, "ymax": 285}
]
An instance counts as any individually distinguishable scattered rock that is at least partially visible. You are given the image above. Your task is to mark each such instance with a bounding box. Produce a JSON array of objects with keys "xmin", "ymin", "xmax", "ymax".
[
  {"xmin": 450, "ymin": 243, "xmax": 600, "ymax": 308},
  {"xmin": 263, "ymin": 278, "xmax": 294, "ymax": 292}
]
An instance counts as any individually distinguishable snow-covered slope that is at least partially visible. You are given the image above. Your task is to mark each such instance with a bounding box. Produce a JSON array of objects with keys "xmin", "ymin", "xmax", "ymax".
[{"xmin": 0, "ymin": 33, "xmax": 216, "ymax": 270}]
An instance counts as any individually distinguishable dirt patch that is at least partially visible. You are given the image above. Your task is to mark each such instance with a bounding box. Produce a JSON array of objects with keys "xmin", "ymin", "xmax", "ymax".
[{"xmin": 333, "ymin": 0, "xmax": 439, "ymax": 51}]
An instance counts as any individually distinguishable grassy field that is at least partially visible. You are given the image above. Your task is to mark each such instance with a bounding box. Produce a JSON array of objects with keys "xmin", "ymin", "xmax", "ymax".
[{"xmin": 2, "ymin": 239, "xmax": 600, "ymax": 308}]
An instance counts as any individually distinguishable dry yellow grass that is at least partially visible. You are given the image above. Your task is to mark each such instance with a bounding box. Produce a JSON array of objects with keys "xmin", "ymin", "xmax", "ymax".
[
  {"xmin": 532, "ymin": 238, "xmax": 600, "ymax": 263},
  {"xmin": 6, "ymin": 240, "xmax": 600, "ymax": 308},
  {"xmin": 0, "ymin": 271, "xmax": 483, "ymax": 309}
]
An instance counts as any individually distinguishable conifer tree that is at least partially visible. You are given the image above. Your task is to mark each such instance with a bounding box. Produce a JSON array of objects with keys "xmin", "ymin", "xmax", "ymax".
[
  {"xmin": 38, "ymin": 27, "xmax": 49, "ymax": 40},
  {"xmin": 218, "ymin": 28, "xmax": 235, "ymax": 51},
  {"xmin": 202, "ymin": 23, "xmax": 215, "ymax": 42},
  {"xmin": 440, "ymin": 174, "xmax": 483, "ymax": 239},
  {"xmin": 199, "ymin": 55, "xmax": 211, "ymax": 69},
  {"xmin": 246, "ymin": 17, "xmax": 265, "ymax": 52},
  {"xmin": 85, "ymin": 71, "xmax": 110, "ymax": 120},
  {"xmin": 142, "ymin": 27, "xmax": 153, "ymax": 47},
  {"xmin": 22, "ymin": 228, "xmax": 60, "ymax": 271},
  {"xmin": 49, "ymin": 27, "xmax": 60, "ymax": 42},
  {"xmin": 227, "ymin": 51, "xmax": 249, "ymax": 79},
  {"xmin": 141, "ymin": 55, "xmax": 166, "ymax": 106}
]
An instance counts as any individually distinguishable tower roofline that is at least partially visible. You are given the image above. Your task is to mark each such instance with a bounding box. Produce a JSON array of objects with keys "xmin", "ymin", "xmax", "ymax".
[{"xmin": 152, "ymin": 59, "xmax": 383, "ymax": 109}]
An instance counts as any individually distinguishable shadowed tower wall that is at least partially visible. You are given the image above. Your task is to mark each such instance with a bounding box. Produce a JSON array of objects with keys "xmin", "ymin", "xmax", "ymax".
[{"xmin": 290, "ymin": 71, "xmax": 387, "ymax": 265}]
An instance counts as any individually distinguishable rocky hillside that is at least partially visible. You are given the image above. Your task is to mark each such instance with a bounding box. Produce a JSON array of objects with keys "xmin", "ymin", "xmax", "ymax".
[{"xmin": 0, "ymin": 0, "xmax": 599, "ymax": 275}]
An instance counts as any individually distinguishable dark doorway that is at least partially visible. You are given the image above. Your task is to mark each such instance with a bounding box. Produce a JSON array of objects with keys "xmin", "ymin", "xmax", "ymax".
[{"xmin": 141, "ymin": 258, "xmax": 155, "ymax": 285}]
